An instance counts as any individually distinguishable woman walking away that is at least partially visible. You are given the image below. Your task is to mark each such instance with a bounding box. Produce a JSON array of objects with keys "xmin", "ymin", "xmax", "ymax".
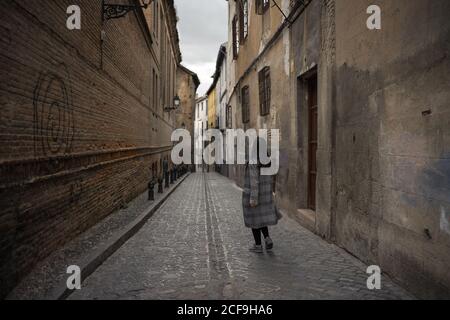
[{"xmin": 242, "ymin": 137, "xmax": 281, "ymax": 253}]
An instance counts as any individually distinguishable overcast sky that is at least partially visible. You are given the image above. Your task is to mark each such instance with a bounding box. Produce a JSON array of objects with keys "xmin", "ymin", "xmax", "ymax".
[{"xmin": 174, "ymin": 0, "xmax": 228, "ymax": 96}]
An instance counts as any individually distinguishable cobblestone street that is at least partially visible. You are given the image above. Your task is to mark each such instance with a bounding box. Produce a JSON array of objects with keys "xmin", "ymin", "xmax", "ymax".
[{"xmin": 69, "ymin": 173, "xmax": 413, "ymax": 300}]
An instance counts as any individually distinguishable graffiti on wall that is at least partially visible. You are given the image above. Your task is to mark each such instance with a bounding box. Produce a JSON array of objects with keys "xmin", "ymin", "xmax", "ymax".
[
  {"xmin": 70, "ymin": 180, "xmax": 83, "ymax": 204},
  {"xmin": 33, "ymin": 63, "xmax": 75, "ymax": 157}
]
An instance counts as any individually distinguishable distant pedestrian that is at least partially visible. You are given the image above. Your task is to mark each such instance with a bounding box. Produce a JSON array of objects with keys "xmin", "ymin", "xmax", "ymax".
[
  {"xmin": 163, "ymin": 158, "xmax": 169, "ymax": 188},
  {"xmin": 242, "ymin": 137, "xmax": 281, "ymax": 253}
]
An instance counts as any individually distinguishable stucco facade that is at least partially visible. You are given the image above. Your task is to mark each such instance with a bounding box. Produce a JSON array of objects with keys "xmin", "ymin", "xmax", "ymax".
[
  {"xmin": 226, "ymin": 0, "xmax": 450, "ymax": 299},
  {"xmin": 176, "ymin": 65, "xmax": 200, "ymax": 163},
  {"xmin": 194, "ymin": 96, "xmax": 208, "ymax": 171}
]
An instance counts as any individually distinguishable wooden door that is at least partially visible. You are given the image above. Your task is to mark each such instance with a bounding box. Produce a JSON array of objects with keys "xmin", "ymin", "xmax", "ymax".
[{"xmin": 307, "ymin": 74, "xmax": 318, "ymax": 210}]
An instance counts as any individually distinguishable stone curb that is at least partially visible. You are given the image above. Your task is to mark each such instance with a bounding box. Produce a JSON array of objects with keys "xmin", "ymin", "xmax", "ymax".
[{"xmin": 49, "ymin": 173, "xmax": 190, "ymax": 300}]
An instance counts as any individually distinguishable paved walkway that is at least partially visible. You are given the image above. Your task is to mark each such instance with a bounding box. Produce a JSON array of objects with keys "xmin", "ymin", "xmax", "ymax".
[{"xmin": 70, "ymin": 173, "xmax": 413, "ymax": 300}]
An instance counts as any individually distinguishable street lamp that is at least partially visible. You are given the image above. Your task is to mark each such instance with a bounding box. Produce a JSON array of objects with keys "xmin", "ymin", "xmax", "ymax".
[
  {"xmin": 164, "ymin": 95, "xmax": 181, "ymax": 112},
  {"xmin": 173, "ymin": 95, "xmax": 181, "ymax": 109},
  {"xmin": 103, "ymin": 0, "xmax": 152, "ymax": 21}
]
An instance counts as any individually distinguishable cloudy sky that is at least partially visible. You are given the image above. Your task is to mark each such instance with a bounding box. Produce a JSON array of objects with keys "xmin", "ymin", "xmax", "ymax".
[{"xmin": 174, "ymin": 0, "xmax": 228, "ymax": 96}]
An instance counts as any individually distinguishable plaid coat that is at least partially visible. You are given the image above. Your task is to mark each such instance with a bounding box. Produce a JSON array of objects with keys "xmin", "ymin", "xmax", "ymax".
[{"xmin": 242, "ymin": 164, "xmax": 282, "ymax": 229}]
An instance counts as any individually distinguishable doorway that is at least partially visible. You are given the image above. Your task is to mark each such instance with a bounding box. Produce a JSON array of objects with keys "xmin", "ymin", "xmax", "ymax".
[{"xmin": 307, "ymin": 74, "xmax": 318, "ymax": 211}]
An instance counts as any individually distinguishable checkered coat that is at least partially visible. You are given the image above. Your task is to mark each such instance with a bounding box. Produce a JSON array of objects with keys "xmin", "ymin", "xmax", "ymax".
[{"xmin": 242, "ymin": 164, "xmax": 282, "ymax": 229}]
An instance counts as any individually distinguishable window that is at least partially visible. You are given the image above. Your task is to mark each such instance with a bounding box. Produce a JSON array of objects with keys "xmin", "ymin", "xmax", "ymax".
[
  {"xmin": 242, "ymin": 0, "xmax": 249, "ymax": 39},
  {"xmin": 155, "ymin": 74, "xmax": 159, "ymax": 110},
  {"xmin": 241, "ymin": 86, "xmax": 250, "ymax": 123},
  {"xmin": 307, "ymin": 73, "xmax": 318, "ymax": 210},
  {"xmin": 153, "ymin": 1, "xmax": 159, "ymax": 39},
  {"xmin": 232, "ymin": 15, "xmax": 239, "ymax": 59},
  {"xmin": 258, "ymin": 67, "xmax": 271, "ymax": 116},
  {"xmin": 152, "ymin": 69, "xmax": 156, "ymax": 109},
  {"xmin": 226, "ymin": 105, "xmax": 232, "ymax": 128},
  {"xmin": 237, "ymin": 0, "xmax": 248, "ymax": 43},
  {"xmin": 256, "ymin": 0, "xmax": 270, "ymax": 15}
]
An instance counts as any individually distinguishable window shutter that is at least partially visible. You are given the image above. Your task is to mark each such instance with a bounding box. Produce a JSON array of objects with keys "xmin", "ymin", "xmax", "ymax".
[
  {"xmin": 256, "ymin": 0, "xmax": 263, "ymax": 15},
  {"xmin": 241, "ymin": 87, "xmax": 246, "ymax": 123},
  {"xmin": 238, "ymin": 1, "xmax": 245, "ymax": 43},
  {"xmin": 245, "ymin": 87, "xmax": 249, "ymax": 123},
  {"xmin": 265, "ymin": 67, "xmax": 271, "ymax": 115},
  {"xmin": 232, "ymin": 16, "xmax": 237, "ymax": 58},
  {"xmin": 258, "ymin": 69, "xmax": 265, "ymax": 115},
  {"xmin": 242, "ymin": 86, "xmax": 250, "ymax": 123},
  {"xmin": 247, "ymin": 89, "xmax": 250, "ymax": 123},
  {"xmin": 258, "ymin": 67, "xmax": 271, "ymax": 116}
]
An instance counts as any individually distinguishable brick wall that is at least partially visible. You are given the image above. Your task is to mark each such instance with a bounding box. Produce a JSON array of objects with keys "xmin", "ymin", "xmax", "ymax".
[{"xmin": 0, "ymin": 0, "xmax": 179, "ymax": 298}]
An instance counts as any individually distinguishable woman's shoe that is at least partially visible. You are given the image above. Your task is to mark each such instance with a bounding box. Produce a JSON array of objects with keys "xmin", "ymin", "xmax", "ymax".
[
  {"xmin": 249, "ymin": 244, "xmax": 263, "ymax": 253},
  {"xmin": 265, "ymin": 237, "xmax": 274, "ymax": 250}
]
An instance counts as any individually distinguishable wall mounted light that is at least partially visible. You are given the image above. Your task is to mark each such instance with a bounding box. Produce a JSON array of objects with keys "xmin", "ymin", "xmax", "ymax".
[
  {"xmin": 103, "ymin": 0, "xmax": 152, "ymax": 21},
  {"xmin": 165, "ymin": 95, "xmax": 181, "ymax": 112},
  {"xmin": 173, "ymin": 95, "xmax": 181, "ymax": 108}
]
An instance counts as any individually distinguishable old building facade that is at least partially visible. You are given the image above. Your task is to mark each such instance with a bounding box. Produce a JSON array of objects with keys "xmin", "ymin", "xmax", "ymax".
[
  {"xmin": 176, "ymin": 65, "xmax": 200, "ymax": 133},
  {"xmin": 0, "ymin": 0, "xmax": 184, "ymax": 298},
  {"xmin": 217, "ymin": 44, "xmax": 228, "ymax": 133},
  {"xmin": 194, "ymin": 95, "xmax": 208, "ymax": 172},
  {"xmin": 207, "ymin": 87, "xmax": 217, "ymax": 130},
  {"xmin": 176, "ymin": 64, "xmax": 200, "ymax": 167},
  {"xmin": 226, "ymin": 0, "xmax": 450, "ymax": 299},
  {"xmin": 208, "ymin": 43, "xmax": 229, "ymax": 175}
]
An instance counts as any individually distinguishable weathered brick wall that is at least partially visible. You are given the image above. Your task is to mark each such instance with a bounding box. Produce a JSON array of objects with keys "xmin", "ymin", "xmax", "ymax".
[{"xmin": 0, "ymin": 0, "xmax": 178, "ymax": 298}]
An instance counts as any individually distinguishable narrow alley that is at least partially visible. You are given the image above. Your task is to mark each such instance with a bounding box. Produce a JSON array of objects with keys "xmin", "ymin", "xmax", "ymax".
[
  {"xmin": 1, "ymin": 0, "xmax": 449, "ymax": 302},
  {"xmin": 69, "ymin": 173, "xmax": 411, "ymax": 300}
]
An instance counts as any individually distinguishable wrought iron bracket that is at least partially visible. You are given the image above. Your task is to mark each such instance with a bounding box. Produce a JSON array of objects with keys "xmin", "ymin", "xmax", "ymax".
[
  {"xmin": 102, "ymin": 0, "xmax": 153, "ymax": 22},
  {"xmin": 271, "ymin": 0, "xmax": 307, "ymax": 25}
]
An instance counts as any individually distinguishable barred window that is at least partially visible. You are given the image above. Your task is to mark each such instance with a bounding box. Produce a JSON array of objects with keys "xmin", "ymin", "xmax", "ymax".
[
  {"xmin": 226, "ymin": 105, "xmax": 233, "ymax": 128},
  {"xmin": 232, "ymin": 15, "xmax": 239, "ymax": 59},
  {"xmin": 235, "ymin": 0, "xmax": 248, "ymax": 45},
  {"xmin": 241, "ymin": 86, "xmax": 250, "ymax": 124},
  {"xmin": 258, "ymin": 67, "xmax": 271, "ymax": 116},
  {"xmin": 242, "ymin": 0, "xmax": 249, "ymax": 39}
]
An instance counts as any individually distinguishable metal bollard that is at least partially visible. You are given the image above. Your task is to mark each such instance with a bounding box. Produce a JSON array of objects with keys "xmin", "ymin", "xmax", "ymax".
[
  {"xmin": 148, "ymin": 179, "xmax": 155, "ymax": 201},
  {"xmin": 158, "ymin": 178, "xmax": 164, "ymax": 194},
  {"xmin": 165, "ymin": 171, "xmax": 170, "ymax": 188}
]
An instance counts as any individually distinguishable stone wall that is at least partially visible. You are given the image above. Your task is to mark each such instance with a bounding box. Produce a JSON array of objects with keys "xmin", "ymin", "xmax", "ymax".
[
  {"xmin": 226, "ymin": 0, "xmax": 450, "ymax": 299},
  {"xmin": 332, "ymin": 0, "xmax": 450, "ymax": 299}
]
